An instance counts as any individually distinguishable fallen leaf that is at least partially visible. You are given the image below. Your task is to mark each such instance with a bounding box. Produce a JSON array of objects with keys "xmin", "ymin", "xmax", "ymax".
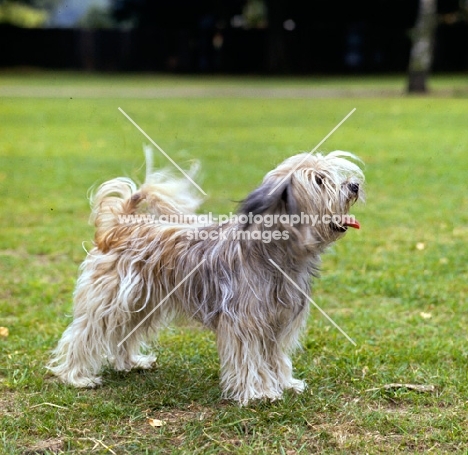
[
  {"xmin": 148, "ymin": 418, "xmax": 166, "ymax": 427},
  {"xmin": 0, "ymin": 327, "xmax": 8, "ymax": 338}
]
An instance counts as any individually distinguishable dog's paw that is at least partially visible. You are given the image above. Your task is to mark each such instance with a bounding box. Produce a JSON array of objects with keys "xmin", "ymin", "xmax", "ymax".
[
  {"xmin": 235, "ymin": 388, "xmax": 283, "ymax": 406},
  {"xmin": 285, "ymin": 378, "xmax": 306, "ymax": 394},
  {"xmin": 129, "ymin": 354, "xmax": 156, "ymax": 370},
  {"xmin": 63, "ymin": 375, "xmax": 103, "ymax": 388},
  {"xmin": 113, "ymin": 354, "xmax": 157, "ymax": 372}
]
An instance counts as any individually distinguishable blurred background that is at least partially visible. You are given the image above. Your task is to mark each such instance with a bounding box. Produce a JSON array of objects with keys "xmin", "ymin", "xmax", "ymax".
[{"xmin": 0, "ymin": 0, "xmax": 467, "ymax": 91}]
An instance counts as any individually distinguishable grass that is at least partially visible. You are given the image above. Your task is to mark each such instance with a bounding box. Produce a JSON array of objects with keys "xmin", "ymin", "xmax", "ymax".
[{"xmin": 1, "ymin": 71, "xmax": 468, "ymax": 454}]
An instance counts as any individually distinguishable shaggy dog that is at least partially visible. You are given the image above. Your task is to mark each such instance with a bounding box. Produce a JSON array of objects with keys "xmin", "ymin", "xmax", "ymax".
[{"xmin": 48, "ymin": 150, "xmax": 364, "ymax": 404}]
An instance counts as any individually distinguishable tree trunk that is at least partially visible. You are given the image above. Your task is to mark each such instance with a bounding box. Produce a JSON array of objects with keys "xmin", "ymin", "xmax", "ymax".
[{"xmin": 407, "ymin": 0, "xmax": 437, "ymax": 93}]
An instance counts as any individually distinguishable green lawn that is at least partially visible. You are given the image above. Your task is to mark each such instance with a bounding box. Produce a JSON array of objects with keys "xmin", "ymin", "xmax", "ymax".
[{"xmin": 1, "ymin": 72, "xmax": 467, "ymax": 454}]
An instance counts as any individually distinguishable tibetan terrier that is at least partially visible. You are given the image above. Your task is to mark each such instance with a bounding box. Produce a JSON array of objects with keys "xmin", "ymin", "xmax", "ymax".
[{"xmin": 49, "ymin": 149, "xmax": 364, "ymax": 404}]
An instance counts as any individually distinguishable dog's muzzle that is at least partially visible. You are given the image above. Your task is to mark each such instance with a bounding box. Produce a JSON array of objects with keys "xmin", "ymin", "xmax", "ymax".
[
  {"xmin": 348, "ymin": 183, "xmax": 359, "ymax": 194},
  {"xmin": 331, "ymin": 183, "xmax": 361, "ymax": 232}
]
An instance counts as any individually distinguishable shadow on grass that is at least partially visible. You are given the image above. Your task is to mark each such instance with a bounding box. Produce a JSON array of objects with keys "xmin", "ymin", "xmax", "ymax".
[{"xmin": 95, "ymin": 345, "xmax": 223, "ymax": 410}]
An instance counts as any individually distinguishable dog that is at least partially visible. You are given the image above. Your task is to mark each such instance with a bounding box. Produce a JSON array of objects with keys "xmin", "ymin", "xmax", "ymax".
[{"xmin": 48, "ymin": 149, "xmax": 364, "ymax": 405}]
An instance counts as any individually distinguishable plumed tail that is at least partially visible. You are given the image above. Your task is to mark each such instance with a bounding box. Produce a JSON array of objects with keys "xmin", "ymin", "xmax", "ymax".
[
  {"xmin": 90, "ymin": 146, "xmax": 202, "ymax": 250},
  {"xmin": 138, "ymin": 145, "xmax": 202, "ymax": 217}
]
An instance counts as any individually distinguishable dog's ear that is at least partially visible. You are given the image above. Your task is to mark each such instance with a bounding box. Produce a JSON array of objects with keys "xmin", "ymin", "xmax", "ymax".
[{"xmin": 239, "ymin": 178, "xmax": 297, "ymax": 218}]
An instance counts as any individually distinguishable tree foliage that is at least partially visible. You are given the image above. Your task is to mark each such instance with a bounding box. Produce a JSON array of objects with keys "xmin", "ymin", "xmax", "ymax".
[{"xmin": 0, "ymin": 0, "xmax": 60, "ymax": 27}]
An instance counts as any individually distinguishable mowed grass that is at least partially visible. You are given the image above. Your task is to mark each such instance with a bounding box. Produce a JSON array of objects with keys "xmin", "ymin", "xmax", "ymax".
[{"xmin": 0, "ymin": 72, "xmax": 467, "ymax": 454}]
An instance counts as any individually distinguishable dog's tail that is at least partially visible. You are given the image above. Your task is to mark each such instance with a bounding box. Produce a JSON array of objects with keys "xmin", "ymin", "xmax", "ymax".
[{"xmin": 90, "ymin": 146, "xmax": 202, "ymax": 247}]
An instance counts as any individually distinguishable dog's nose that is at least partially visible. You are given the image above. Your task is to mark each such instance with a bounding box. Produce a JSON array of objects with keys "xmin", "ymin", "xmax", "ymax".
[{"xmin": 348, "ymin": 183, "xmax": 359, "ymax": 194}]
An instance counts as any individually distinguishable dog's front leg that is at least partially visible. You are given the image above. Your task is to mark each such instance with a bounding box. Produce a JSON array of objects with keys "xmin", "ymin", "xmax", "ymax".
[{"xmin": 216, "ymin": 314, "xmax": 283, "ymax": 405}]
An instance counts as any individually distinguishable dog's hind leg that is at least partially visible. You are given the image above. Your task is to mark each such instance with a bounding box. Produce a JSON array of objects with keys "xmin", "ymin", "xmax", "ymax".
[
  {"xmin": 49, "ymin": 303, "xmax": 158, "ymax": 385},
  {"xmin": 106, "ymin": 302, "xmax": 172, "ymax": 373},
  {"xmin": 108, "ymin": 322, "xmax": 156, "ymax": 373},
  {"xmin": 48, "ymin": 266, "xmax": 133, "ymax": 387},
  {"xmin": 47, "ymin": 313, "xmax": 105, "ymax": 388}
]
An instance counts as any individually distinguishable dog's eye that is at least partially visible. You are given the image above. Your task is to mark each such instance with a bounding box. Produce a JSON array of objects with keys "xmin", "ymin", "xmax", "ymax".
[{"xmin": 315, "ymin": 175, "xmax": 323, "ymax": 185}]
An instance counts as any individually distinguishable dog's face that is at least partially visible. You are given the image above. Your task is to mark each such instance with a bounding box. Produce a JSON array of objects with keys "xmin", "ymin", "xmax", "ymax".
[{"xmin": 240, "ymin": 151, "xmax": 364, "ymax": 246}]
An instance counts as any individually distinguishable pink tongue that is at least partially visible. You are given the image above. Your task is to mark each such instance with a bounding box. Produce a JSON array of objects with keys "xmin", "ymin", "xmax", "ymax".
[
  {"xmin": 346, "ymin": 220, "xmax": 360, "ymax": 229},
  {"xmin": 342, "ymin": 216, "xmax": 360, "ymax": 229}
]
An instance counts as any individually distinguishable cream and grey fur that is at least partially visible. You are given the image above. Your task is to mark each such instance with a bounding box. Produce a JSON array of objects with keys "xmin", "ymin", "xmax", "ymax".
[{"xmin": 48, "ymin": 150, "xmax": 364, "ymax": 404}]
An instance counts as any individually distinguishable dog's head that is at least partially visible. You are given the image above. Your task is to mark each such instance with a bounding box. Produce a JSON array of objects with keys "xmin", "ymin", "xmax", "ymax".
[{"xmin": 239, "ymin": 151, "xmax": 364, "ymax": 247}]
